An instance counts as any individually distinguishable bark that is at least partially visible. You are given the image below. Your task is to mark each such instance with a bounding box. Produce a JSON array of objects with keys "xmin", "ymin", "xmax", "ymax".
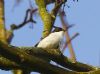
[
  {"xmin": 0, "ymin": 41, "xmax": 100, "ymax": 74},
  {"xmin": 0, "ymin": 55, "xmax": 21, "ymax": 70},
  {"xmin": 0, "ymin": 0, "xmax": 6, "ymax": 43},
  {"xmin": 0, "ymin": 41, "xmax": 76, "ymax": 74},
  {"xmin": 24, "ymin": 47, "xmax": 95, "ymax": 72},
  {"xmin": 0, "ymin": 1, "xmax": 23, "ymax": 74},
  {"xmin": 0, "ymin": 0, "xmax": 17, "ymax": 71},
  {"xmin": 35, "ymin": 0, "xmax": 54, "ymax": 38},
  {"xmin": 35, "ymin": 0, "xmax": 67, "ymax": 38},
  {"xmin": 0, "ymin": 0, "xmax": 100, "ymax": 74},
  {"xmin": 59, "ymin": 10, "xmax": 77, "ymax": 62}
]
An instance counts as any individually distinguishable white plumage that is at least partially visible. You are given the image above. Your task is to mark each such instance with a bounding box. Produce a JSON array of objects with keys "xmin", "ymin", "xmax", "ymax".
[{"xmin": 37, "ymin": 31, "xmax": 64, "ymax": 49}]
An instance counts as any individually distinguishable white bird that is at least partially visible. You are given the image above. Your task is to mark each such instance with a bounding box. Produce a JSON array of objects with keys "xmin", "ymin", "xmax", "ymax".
[
  {"xmin": 36, "ymin": 26, "xmax": 77, "ymax": 63},
  {"xmin": 36, "ymin": 27, "xmax": 65, "ymax": 50}
]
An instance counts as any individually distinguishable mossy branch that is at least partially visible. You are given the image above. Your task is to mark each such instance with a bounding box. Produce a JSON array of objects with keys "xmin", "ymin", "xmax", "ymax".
[
  {"xmin": 0, "ymin": 0, "xmax": 100, "ymax": 74},
  {"xmin": 23, "ymin": 47, "xmax": 96, "ymax": 72},
  {"xmin": 0, "ymin": 0, "xmax": 7, "ymax": 43},
  {"xmin": 0, "ymin": 41, "xmax": 76, "ymax": 74},
  {"xmin": 0, "ymin": 55, "xmax": 22, "ymax": 70},
  {"xmin": 35, "ymin": 0, "xmax": 67, "ymax": 38},
  {"xmin": 0, "ymin": 41, "xmax": 100, "ymax": 74}
]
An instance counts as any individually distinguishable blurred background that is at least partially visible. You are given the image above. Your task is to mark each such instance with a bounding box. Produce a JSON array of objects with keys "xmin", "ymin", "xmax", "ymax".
[{"xmin": 1, "ymin": 0, "xmax": 100, "ymax": 74}]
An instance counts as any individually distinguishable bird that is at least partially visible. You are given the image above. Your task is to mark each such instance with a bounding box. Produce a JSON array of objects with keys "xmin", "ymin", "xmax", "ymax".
[
  {"xmin": 36, "ymin": 26, "xmax": 65, "ymax": 50},
  {"xmin": 35, "ymin": 26, "xmax": 77, "ymax": 63}
]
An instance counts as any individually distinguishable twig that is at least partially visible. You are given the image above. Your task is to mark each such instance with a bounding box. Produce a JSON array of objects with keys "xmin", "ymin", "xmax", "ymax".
[
  {"xmin": 11, "ymin": 9, "xmax": 37, "ymax": 30},
  {"xmin": 51, "ymin": 0, "xmax": 67, "ymax": 19},
  {"xmin": 0, "ymin": 41, "xmax": 76, "ymax": 74},
  {"xmin": 0, "ymin": 55, "xmax": 21, "ymax": 70},
  {"xmin": 0, "ymin": 41, "xmax": 96, "ymax": 72},
  {"xmin": 59, "ymin": 10, "xmax": 77, "ymax": 62},
  {"xmin": 62, "ymin": 33, "xmax": 79, "ymax": 52}
]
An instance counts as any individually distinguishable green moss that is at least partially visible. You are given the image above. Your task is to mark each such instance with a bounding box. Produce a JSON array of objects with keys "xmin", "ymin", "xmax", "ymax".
[{"xmin": 36, "ymin": 0, "xmax": 53, "ymax": 38}]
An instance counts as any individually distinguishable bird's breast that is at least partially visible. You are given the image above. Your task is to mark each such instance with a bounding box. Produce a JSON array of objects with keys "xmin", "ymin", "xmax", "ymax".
[{"xmin": 37, "ymin": 31, "xmax": 64, "ymax": 49}]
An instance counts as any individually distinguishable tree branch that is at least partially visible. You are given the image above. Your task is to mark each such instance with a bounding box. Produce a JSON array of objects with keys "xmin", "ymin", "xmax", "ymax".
[
  {"xmin": 62, "ymin": 32, "xmax": 79, "ymax": 52},
  {"xmin": 10, "ymin": 9, "xmax": 37, "ymax": 30},
  {"xmin": 59, "ymin": 10, "xmax": 77, "ymax": 62},
  {"xmin": 0, "ymin": 0, "xmax": 7, "ymax": 43},
  {"xmin": 35, "ymin": 0, "xmax": 67, "ymax": 38},
  {"xmin": 51, "ymin": 0, "xmax": 67, "ymax": 18},
  {"xmin": 0, "ymin": 41, "xmax": 77, "ymax": 74},
  {"xmin": 0, "ymin": 55, "xmax": 22, "ymax": 70},
  {"xmin": 22, "ymin": 47, "xmax": 96, "ymax": 72},
  {"xmin": 0, "ymin": 41, "xmax": 97, "ymax": 72},
  {"xmin": 0, "ymin": 41, "xmax": 100, "ymax": 74}
]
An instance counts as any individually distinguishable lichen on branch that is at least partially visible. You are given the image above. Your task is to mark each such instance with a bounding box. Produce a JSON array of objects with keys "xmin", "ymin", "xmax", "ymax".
[
  {"xmin": 35, "ymin": 0, "xmax": 67, "ymax": 38},
  {"xmin": 0, "ymin": 0, "xmax": 7, "ymax": 43},
  {"xmin": 35, "ymin": 0, "xmax": 54, "ymax": 38}
]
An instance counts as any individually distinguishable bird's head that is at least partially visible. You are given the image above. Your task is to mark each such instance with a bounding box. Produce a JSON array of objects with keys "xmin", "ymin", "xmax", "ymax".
[{"xmin": 52, "ymin": 26, "xmax": 65, "ymax": 32}]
